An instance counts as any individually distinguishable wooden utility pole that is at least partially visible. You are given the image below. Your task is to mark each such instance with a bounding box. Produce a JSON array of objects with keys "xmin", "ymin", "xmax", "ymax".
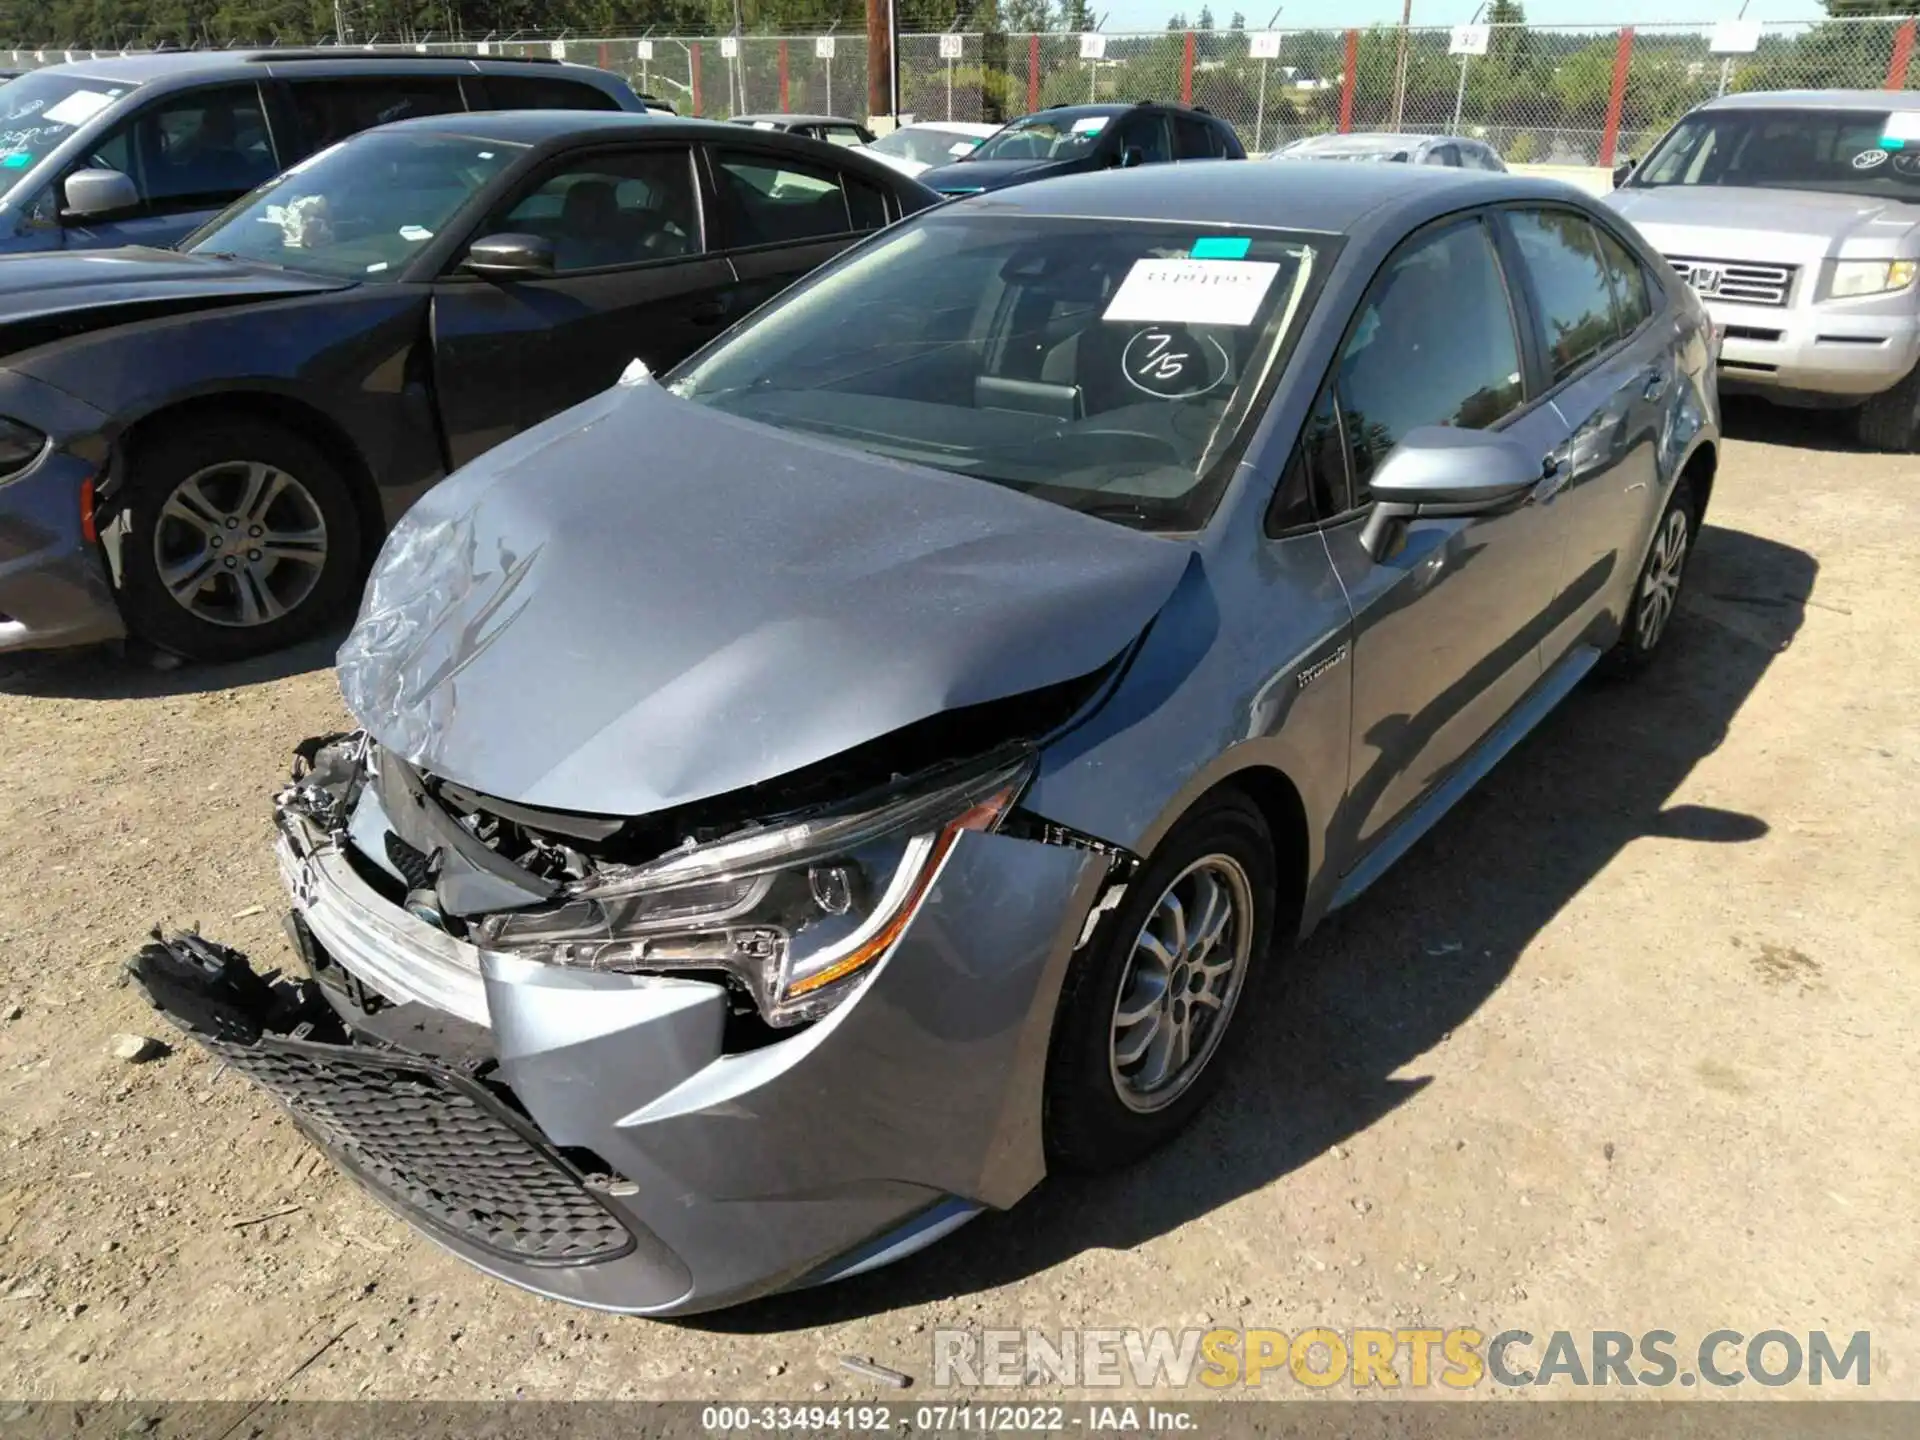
[
  {"xmin": 1390, "ymin": 0, "xmax": 1412, "ymax": 128},
  {"xmin": 867, "ymin": 0, "xmax": 893, "ymax": 122}
]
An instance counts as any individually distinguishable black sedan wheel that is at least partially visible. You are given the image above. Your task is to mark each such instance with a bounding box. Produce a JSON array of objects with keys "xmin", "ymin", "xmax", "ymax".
[{"xmin": 118, "ymin": 420, "xmax": 362, "ymax": 662}]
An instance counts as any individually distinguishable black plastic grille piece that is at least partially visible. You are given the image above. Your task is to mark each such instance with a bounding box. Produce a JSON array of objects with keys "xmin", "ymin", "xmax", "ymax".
[
  {"xmin": 206, "ymin": 1035, "xmax": 635, "ymax": 1267},
  {"xmin": 384, "ymin": 831, "xmax": 435, "ymax": 892}
]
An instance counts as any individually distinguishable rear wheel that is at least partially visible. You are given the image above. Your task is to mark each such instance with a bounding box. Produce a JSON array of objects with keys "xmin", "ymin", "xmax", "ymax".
[
  {"xmin": 116, "ymin": 419, "xmax": 362, "ymax": 662},
  {"xmin": 1044, "ymin": 792, "xmax": 1277, "ymax": 1173},
  {"xmin": 1853, "ymin": 364, "xmax": 1920, "ymax": 453}
]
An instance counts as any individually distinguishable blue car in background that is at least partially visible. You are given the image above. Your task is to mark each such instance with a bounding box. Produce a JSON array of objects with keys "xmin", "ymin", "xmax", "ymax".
[{"xmin": 0, "ymin": 50, "xmax": 642, "ymax": 253}]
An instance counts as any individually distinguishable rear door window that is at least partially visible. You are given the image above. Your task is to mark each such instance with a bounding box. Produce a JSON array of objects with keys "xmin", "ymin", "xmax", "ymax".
[
  {"xmin": 1431, "ymin": 143, "xmax": 1462, "ymax": 167},
  {"xmin": 481, "ymin": 74, "xmax": 622, "ymax": 112},
  {"xmin": 1505, "ymin": 208, "xmax": 1622, "ymax": 383},
  {"xmin": 1590, "ymin": 223, "xmax": 1654, "ymax": 340},
  {"xmin": 1173, "ymin": 115, "xmax": 1215, "ymax": 160},
  {"xmin": 289, "ymin": 77, "xmax": 465, "ymax": 154},
  {"xmin": 711, "ymin": 149, "xmax": 870, "ymax": 246},
  {"xmin": 817, "ymin": 124, "xmax": 871, "ymax": 148}
]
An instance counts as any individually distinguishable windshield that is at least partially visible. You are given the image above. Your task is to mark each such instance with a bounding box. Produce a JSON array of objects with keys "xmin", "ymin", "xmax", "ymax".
[
  {"xmin": 668, "ymin": 215, "xmax": 1325, "ymax": 532},
  {"xmin": 1630, "ymin": 108, "xmax": 1920, "ymax": 201},
  {"xmin": 0, "ymin": 72, "xmax": 137, "ymax": 193},
  {"xmin": 871, "ymin": 126, "xmax": 985, "ymax": 168},
  {"xmin": 968, "ymin": 113, "xmax": 1110, "ymax": 164},
  {"xmin": 184, "ymin": 130, "xmax": 522, "ymax": 280}
]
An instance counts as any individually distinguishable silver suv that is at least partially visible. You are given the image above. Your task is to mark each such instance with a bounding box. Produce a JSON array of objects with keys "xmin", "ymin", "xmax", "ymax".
[{"xmin": 1606, "ymin": 90, "xmax": 1920, "ymax": 451}]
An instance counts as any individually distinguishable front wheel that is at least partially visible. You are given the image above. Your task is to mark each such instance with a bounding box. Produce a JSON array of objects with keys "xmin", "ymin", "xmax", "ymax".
[
  {"xmin": 1852, "ymin": 363, "xmax": 1920, "ymax": 453},
  {"xmin": 115, "ymin": 419, "xmax": 363, "ymax": 662},
  {"xmin": 1044, "ymin": 791, "xmax": 1277, "ymax": 1174},
  {"xmin": 1607, "ymin": 477, "xmax": 1695, "ymax": 677}
]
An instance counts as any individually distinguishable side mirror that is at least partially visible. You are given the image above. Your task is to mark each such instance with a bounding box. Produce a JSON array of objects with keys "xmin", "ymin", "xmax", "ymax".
[
  {"xmin": 461, "ymin": 233, "xmax": 556, "ymax": 281},
  {"xmin": 60, "ymin": 168, "xmax": 140, "ymax": 221},
  {"xmin": 1120, "ymin": 145, "xmax": 1146, "ymax": 169},
  {"xmin": 1359, "ymin": 427, "xmax": 1546, "ymax": 562},
  {"xmin": 1612, "ymin": 157, "xmax": 1635, "ymax": 189}
]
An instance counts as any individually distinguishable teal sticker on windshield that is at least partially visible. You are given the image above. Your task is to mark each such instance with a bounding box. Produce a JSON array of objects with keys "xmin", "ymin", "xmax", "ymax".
[
  {"xmin": 1191, "ymin": 236, "xmax": 1251, "ymax": 259},
  {"xmin": 1, "ymin": 153, "xmax": 31, "ymax": 169}
]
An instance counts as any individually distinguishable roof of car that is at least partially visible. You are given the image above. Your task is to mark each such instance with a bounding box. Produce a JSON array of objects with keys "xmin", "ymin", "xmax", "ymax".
[
  {"xmin": 1287, "ymin": 132, "xmax": 1454, "ymax": 151},
  {"xmin": 945, "ymin": 160, "xmax": 1584, "ymax": 235},
  {"xmin": 26, "ymin": 48, "xmax": 618, "ymax": 87},
  {"xmin": 380, "ymin": 109, "xmax": 674, "ymax": 143},
  {"xmin": 1698, "ymin": 88, "xmax": 1920, "ymax": 113},
  {"xmin": 734, "ymin": 113, "xmax": 862, "ymax": 126}
]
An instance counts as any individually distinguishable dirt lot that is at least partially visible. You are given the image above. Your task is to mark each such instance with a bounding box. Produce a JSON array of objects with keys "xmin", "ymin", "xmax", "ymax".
[{"xmin": 1, "ymin": 400, "xmax": 1916, "ymax": 1403}]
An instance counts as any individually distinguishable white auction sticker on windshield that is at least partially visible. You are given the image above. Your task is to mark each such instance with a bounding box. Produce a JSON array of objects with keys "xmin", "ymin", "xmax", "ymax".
[
  {"xmin": 1103, "ymin": 258, "xmax": 1280, "ymax": 327},
  {"xmin": 41, "ymin": 89, "xmax": 115, "ymax": 127}
]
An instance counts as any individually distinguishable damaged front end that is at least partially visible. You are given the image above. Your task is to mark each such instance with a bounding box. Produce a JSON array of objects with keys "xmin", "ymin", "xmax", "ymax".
[{"xmin": 132, "ymin": 698, "xmax": 1132, "ymax": 1314}]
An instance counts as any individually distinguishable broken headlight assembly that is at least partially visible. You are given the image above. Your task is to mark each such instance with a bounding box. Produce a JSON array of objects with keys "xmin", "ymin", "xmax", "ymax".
[{"xmin": 472, "ymin": 749, "xmax": 1034, "ymax": 1027}]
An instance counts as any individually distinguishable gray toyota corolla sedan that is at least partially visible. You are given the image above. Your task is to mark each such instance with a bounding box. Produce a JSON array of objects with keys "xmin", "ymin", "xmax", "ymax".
[{"xmin": 132, "ymin": 162, "xmax": 1720, "ymax": 1316}]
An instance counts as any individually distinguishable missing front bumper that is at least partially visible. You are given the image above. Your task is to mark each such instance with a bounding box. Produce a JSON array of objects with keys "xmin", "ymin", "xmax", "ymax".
[{"xmin": 128, "ymin": 931, "xmax": 645, "ymax": 1270}]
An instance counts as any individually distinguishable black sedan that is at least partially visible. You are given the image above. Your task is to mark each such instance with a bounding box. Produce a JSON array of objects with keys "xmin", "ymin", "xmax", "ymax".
[{"xmin": 0, "ymin": 111, "xmax": 936, "ymax": 660}]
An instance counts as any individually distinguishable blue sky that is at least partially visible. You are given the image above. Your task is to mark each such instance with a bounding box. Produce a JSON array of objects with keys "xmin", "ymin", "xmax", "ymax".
[{"xmin": 1094, "ymin": 1, "xmax": 1828, "ymax": 30}]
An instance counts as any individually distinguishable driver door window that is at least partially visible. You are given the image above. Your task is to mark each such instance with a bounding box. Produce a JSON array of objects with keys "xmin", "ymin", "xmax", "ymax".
[
  {"xmin": 1115, "ymin": 112, "xmax": 1172, "ymax": 165},
  {"xmin": 80, "ymin": 84, "xmax": 276, "ymax": 215},
  {"xmin": 1334, "ymin": 218, "xmax": 1527, "ymax": 504},
  {"xmin": 494, "ymin": 148, "xmax": 701, "ymax": 274}
]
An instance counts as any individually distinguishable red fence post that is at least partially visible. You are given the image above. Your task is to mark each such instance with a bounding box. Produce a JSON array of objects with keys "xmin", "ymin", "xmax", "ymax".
[
  {"xmin": 691, "ymin": 42, "xmax": 703, "ymax": 117},
  {"xmin": 779, "ymin": 40, "xmax": 790, "ymax": 110},
  {"xmin": 1598, "ymin": 26, "xmax": 1635, "ymax": 169},
  {"xmin": 1182, "ymin": 32, "xmax": 1196, "ymax": 106},
  {"xmin": 1339, "ymin": 29, "xmax": 1357, "ymax": 133},
  {"xmin": 597, "ymin": 42, "xmax": 608, "ymax": 69},
  {"xmin": 1888, "ymin": 19, "xmax": 1917, "ymax": 90},
  {"xmin": 1028, "ymin": 34, "xmax": 1041, "ymax": 112}
]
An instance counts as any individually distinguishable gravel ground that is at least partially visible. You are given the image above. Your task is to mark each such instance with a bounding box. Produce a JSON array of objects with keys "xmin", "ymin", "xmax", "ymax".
[{"xmin": 1, "ymin": 400, "xmax": 1915, "ymax": 1402}]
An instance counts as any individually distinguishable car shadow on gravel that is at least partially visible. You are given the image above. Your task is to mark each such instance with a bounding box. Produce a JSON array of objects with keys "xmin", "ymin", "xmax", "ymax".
[
  {"xmin": 0, "ymin": 626, "xmax": 346, "ymax": 699},
  {"xmin": 693, "ymin": 520, "xmax": 1815, "ymax": 1335}
]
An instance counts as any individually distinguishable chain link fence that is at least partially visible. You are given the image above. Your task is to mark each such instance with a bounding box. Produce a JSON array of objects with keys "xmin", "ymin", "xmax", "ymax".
[{"xmin": 8, "ymin": 17, "xmax": 1918, "ymax": 165}]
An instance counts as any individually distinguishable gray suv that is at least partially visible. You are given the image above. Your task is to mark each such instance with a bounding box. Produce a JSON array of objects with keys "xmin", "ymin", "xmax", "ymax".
[
  {"xmin": 0, "ymin": 50, "xmax": 643, "ymax": 254},
  {"xmin": 1607, "ymin": 90, "xmax": 1920, "ymax": 450}
]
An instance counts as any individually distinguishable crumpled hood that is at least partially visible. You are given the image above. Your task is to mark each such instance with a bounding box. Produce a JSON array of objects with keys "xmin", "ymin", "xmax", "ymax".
[
  {"xmin": 337, "ymin": 378, "xmax": 1195, "ymax": 817},
  {"xmin": 0, "ymin": 245, "xmax": 352, "ymax": 328},
  {"xmin": 917, "ymin": 157, "xmax": 1082, "ymax": 193},
  {"xmin": 1605, "ymin": 185, "xmax": 1920, "ymax": 267}
]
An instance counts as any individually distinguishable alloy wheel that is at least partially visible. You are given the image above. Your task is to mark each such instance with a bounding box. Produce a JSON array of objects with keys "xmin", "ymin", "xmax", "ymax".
[
  {"xmin": 1108, "ymin": 854, "xmax": 1254, "ymax": 1114},
  {"xmin": 153, "ymin": 461, "xmax": 329, "ymax": 629},
  {"xmin": 1636, "ymin": 508, "xmax": 1690, "ymax": 652}
]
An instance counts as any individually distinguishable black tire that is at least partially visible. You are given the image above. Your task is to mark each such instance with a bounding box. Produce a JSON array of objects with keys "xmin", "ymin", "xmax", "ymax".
[
  {"xmin": 1853, "ymin": 363, "xmax": 1920, "ymax": 454},
  {"xmin": 1044, "ymin": 791, "xmax": 1277, "ymax": 1174},
  {"xmin": 1606, "ymin": 476, "xmax": 1696, "ymax": 678},
  {"xmin": 115, "ymin": 418, "xmax": 363, "ymax": 663}
]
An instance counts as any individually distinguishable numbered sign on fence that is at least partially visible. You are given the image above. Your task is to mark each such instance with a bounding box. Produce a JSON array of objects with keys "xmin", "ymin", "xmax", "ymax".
[
  {"xmin": 1448, "ymin": 24, "xmax": 1490, "ymax": 57},
  {"xmin": 720, "ymin": 36, "xmax": 739, "ymax": 58},
  {"xmin": 1709, "ymin": 20, "xmax": 1761, "ymax": 55},
  {"xmin": 549, "ymin": 40, "xmax": 566, "ymax": 59},
  {"xmin": 1248, "ymin": 32, "xmax": 1282, "ymax": 60},
  {"xmin": 939, "ymin": 33, "xmax": 964, "ymax": 60},
  {"xmin": 636, "ymin": 40, "xmax": 654, "ymax": 60},
  {"xmin": 476, "ymin": 40, "xmax": 490, "ymax": 54},
  {"xmin": 1079, "ymin": 33, "xmax": 1107, "ymax": 60},
  {"xmin": 815, "ymin": 36, "xmax": 836, "ymax": 60}
]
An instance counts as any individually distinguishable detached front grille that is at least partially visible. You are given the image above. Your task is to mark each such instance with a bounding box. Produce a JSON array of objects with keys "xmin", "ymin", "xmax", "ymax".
[
  {"xmin": 1666, "ymin": 255, "xmax": 1795, "ymax": 308},
  {"xmin": 204, "ymin": 1034, "xmax": 636, "ymax": 1267}
]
